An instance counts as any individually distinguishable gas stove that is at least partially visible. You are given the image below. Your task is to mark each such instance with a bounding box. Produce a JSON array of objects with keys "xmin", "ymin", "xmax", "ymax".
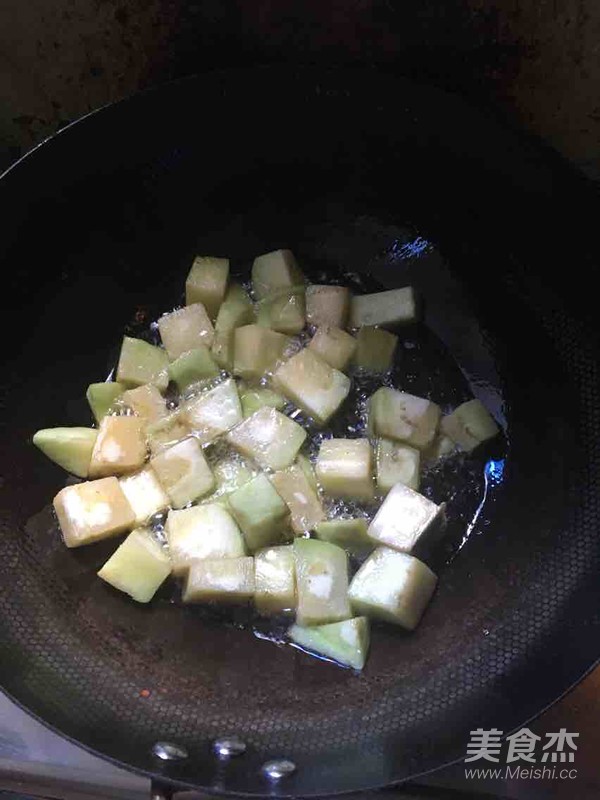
[{"xmin": 2, "ymin": 667, "xmax": 600, "ymax": 800}]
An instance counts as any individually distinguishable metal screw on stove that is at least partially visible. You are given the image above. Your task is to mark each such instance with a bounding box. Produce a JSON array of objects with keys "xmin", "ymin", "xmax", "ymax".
[
  {"xmin": 261, "ymin": 759, "xmax": 297, "ymax": 780},
  {"xmin": 213, "ymin": 736, "xmax": 247, "ymax": 758},
  {"xmin": 151, "ymin": 742, "xmax": 189, "ymax": 761}
]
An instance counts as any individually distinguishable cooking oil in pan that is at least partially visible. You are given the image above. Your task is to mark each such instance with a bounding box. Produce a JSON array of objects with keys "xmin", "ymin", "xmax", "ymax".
[{"xmin": 138, "ymin": 274, "xmax": 508, "ymax": 658}]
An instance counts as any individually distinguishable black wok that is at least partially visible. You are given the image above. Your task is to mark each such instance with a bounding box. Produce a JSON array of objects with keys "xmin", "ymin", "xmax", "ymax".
[{"xmin": 1, "ymin": 67, "xmax": 600, "ymax": 796}]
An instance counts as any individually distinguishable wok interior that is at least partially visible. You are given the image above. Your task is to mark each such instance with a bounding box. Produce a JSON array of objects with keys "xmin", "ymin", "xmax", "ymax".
[{"xmin": 1, "ymin": 70, "xmax": 598, "ymax": 795}]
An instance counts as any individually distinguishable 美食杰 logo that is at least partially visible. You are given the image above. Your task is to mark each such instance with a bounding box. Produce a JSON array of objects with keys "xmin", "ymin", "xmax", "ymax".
[{"xmin": 463, "ymin": 728, "xmax": 578, "ymax": 781}]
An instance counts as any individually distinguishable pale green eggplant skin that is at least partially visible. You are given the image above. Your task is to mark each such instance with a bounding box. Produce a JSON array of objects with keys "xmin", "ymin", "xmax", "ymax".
[{"xmin": 33, "ymin": 427, "xmax": 98, "ymax": 478}]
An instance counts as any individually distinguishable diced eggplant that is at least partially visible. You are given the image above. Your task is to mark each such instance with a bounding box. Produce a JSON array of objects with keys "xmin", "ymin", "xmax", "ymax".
[
  {"xmin": 122, "ymin": 384, "xmax": 167, "ymax": 424},
  {"xmin": 368, "ymin": 387, "xmax": 441, "ymax": 450},
  {"xmin": 33, "ymin": 427, "xmax": 98, "ymax": 478},
  {"xmin": 168, "ymin": 346, "xmax": 220, "ymax": 390},
  {"xmin": 228, "ymin": 473, "xmax": 290, "ymax": 551},
  {"xmin": 256, "ymin": 286, "xmax": 306, "ymax": 335},
  {"xmin": 316, "ymin": 438, "xmax": 374, "ymax": 502},
  {"xmin": 314, "ymin": 518, "xmax": 373, "ymax": 557},
  {"xmin": 226, "ymin": 407, "xmax": 306, "ymax": 471},
  {"xmin": 150, "ymin": 437, "xmax": 215, "ymax": 508},
  {"xmin": 211, "ymin": 283, "xmax": 255, "ymax": 370},
  {"xmin": 158, "ymin": 304, "xmax": 215, "ymax": 360},
  {"xmin": 215, "ymin": 283, "xmax": 254, "ymax": 331},
  {"xmin": 252, "ymin": 249, "xmax": 305, "ymax": 300},
  {"xmin": 376, "ymin": 439, "xmax": 420, "ymax": 493},
  {"xmin": 254, "ymin": 545, "xmax": 296, "ymax": 614},
  {"xmin": 119, "ymin": 467, "xmax": 170, "ymax": 526},
  {"xmin": 53, "ymin": 477, "xmax": 135, "ymax": 548},
  {"xmin": 353, "ymin": 327, "xmax": 398, "ymax": 372},
  {"xmin": 211, "ymin": 330, "xmax": 235, "ymax": 372},
  {"xmin": 296, "ymin": 453, "xmax": 318, "ymax": 493},
  {"xmin": 441, "ymin": 399, "xmax": 500, "ymax": 452},
  {"xmin": 165, "ymin": 504, "xmax": 245, "ymax": 574},
  {"xmin": 212, "ymin": 457, "xmax": 254, "ymax": 497},
  {"xmin": 185, "ymin": 256, "xmax": 229, "ymax": 319},
  {"xmin": 240, "ymin": 386, "xmax": 286, "ymax": 418},
  {"xmin": 422, "ymin": 433, "xmax": 457, "ymax": 464},
  {"xmin": 349, "ymin": 286, "xmax": 417, "ymax": 328},
  {"xmin": 289, "ymin": 617, "xmax": 370, "ymax": 670},
  {"xmin": 183, "ymin": 557, "xmax": 255, "ymax": 603},
  {"xmin": 308, "ymin": 326, "xmax": 356, "ymax": 372},
  {"xmin": 89, "ymin": 416, "xmax": 147, "ymax": 478},
  {"xmin": 272, "ymin": 349, "xmax": 350, "ymax": 426},
  {"xmin": 183, "ymin": 378, "xmax": 242, "ymax": 446},
  {"xmin": 86, "ymin": 382, "xmax": 124, "ymax": 423},
  {"xmin": 146, "ymin": 413, "xmax": 190, "ymax": 455},
  {"xmin": 116, "ymin": 337, "xmax": 169, "ymax": 391},
  {"xmin": 98, "ymin": 527, "xmax": 171, "ymax": 602},
  {"xmin": 367, "ymin": 482, "xmax": 444, "ymax": 553},
  {"xmin": 293, "ymin": 539, "xmax": 351, "ymax": 626},
  {"xmin": 305, "ymin": 285, "xmax": 350, "ymax": 329},
  {"xmin": 348, "ymin": 547, "xmax": 437, "ymax": 630},
  {"xmin": 233, "ymin": 324, "xmax": 290, "ymax": 381},
  {"xmin": 270, "ymin": 464, "xmax": 325, "ymax": 534}
]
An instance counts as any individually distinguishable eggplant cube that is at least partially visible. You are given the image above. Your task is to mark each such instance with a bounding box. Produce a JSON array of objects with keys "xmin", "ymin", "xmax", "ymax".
[
  {"xmin": 183, "ymin": 378, "xmax": 242, "ymax": 446},
  {"xmin": 86, "ymin": 382, "xmax": 124, "ymax": 423},
  {"xmin": 116, "ymin": 337, "xmax": 169, "ymax": 391},
  {"xmin": 308, "ymin": 326, "xmax": 356, "ymax": 372},
  {"xmin": 272, "ymin": 349, "xmax": 350, "ymax": 425},
  {"xmin": 441, "ymin": 399, "xmax": 499, "ymax": 452},
  {"xmin": 316, "ymin": 438, "xmax": 374, "ymax": 502},
  {"xmin": 215, "ymin": 283, "xmax": 254, "ymax": 331},
  {"xmin": 122, "ymin": 384, "xmax": 167, "ymax": 424},
  {"xmin": 240, "ymin": 386, "xmax": 286, "ymax": 418},
  {"xmin": 168, "ymin": 346, "xmax": 220, "ymax": 390},
  {"xmin": 369, "ymin": 387, "xmax": 441, "ymax": 450},
  {"xmin": 98, "ymin": 528, "xmax": 171, "ymax": 603},
  {"xmin": 349, "ymin": 286, "xmax": 417, "ymax": 328},
  {"xmin": 252, "ymin": 249, "xmax": 305, "ymax": 300},
  {"xmin": 348, "ymin": 547, "xmax": 437, "ymax": 630},
  {"xmin": 376, "ymin": 439, "xmax": 420, "ymax": 493},
  {"xmin": 254, "ymin": 545, "xmax": 296, "ymax": 615},
  {"xmin": 165, "ymin": 504, "xmax": 245, "ymax": 575},
  {"xmin": 212, "ymin": 457, "xmax": 254, "ymax": 497},
  {"xmin": 228, "ymin": 473, "xmax": 290, "ymax": 551},
  {"xmin": 233, "ymin": 324, "xmax": 290, "ymax": 381},
  {"xmin": 353, "ymin": 327, "xmax": 398, "ymax": 372},
  {"xmin": 53, "ymin": 477, "xmax": 135, "ymax": 548},
  {"xmin": 226, "ymin": 407, "xmax": 306, "ymax": 471},
  {"xmin": 423, "ymin": 433, "xmax": 457, "ymax": 464},
  {"xmin": 119, "ymin": 467, "xmax": 170, "ymax": 526},
  {"xmin": 158, "ymin": 304, "xmax": 215, "ymax": 360},
  {"xmin": 211, "ymin": 329, "xmax": 236, "ymax": 372},
  {"xmin": 185, "ymin": 256, "xmax": 230, "ymax": 319},
  {"xmin": 183, "ymin": 557, "xmax": 255, "ymax": 603},
  {"xmin": 256, "ymin": 287, "xmax": 306, "ymax": 335},
  {"xmin": 289, "ymin": 617, "xmax": 370, "ymax": 670},
  {"xmin": 367, "ymin": 482, "xmax": 444, "ymax": 553},
  {"xmin": 146, "ymin": 412, "xmax": 190, "ymax": 455},
  {"xmin": 314, "ymin": 518, "xmax": 373, "ymax": 557},
  {"xmin": 305, "ymin": 285, "xmax": 350, "ymax": 329},
  {"xmin": 294, "ymin": 539, "xmax": 351, "ymax": 626},
  {"xmin": 150, "ymin": 437, "xmax": 214, "ymax": 508},
  {"xmin": 270, "ymin": 464, "xmax": 325, "ymax": 534},
  {"xmin": 89, "ymin": 416, "xmax": 147, "ymax": 478},
  {"xmin": 33, "ymin": 427, "xmax": 98, "ymax": 478},
  {"xmin": 296, "ymin": 453, "xmax": 318, "ymax": 493},
  {"xmin": 212, "ymin": 284, "xmax": 255, "ymax": 370}
]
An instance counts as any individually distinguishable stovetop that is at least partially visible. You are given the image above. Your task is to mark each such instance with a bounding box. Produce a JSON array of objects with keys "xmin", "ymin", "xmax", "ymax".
[{"xmin": 2, "ymin": 665, "xmax": 600, "ymax": 800}]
